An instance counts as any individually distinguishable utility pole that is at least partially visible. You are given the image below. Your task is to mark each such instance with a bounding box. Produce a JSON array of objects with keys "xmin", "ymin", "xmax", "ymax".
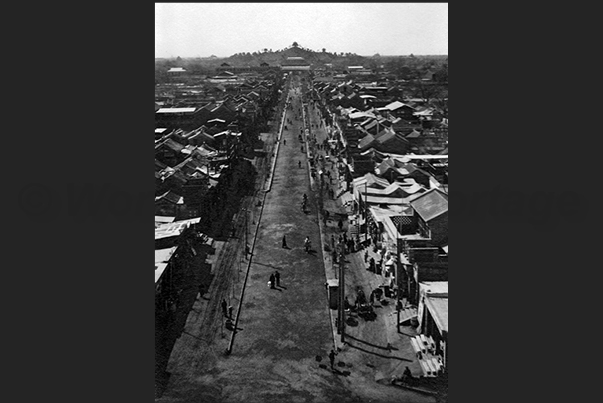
[
  {"xmin": 396, "ymin": 220, "xmax": 401, "ymax": 333},
  {"xmin": 242, "ymin": 208, "xmax": 249, "ymax": 259},
  {"xmin": 364, "ymin": 182, "xmax": 369, "ymax": 245},
  {"xmin": 338, "ymin": 245, "xmax": 345, "ymax": 343}
]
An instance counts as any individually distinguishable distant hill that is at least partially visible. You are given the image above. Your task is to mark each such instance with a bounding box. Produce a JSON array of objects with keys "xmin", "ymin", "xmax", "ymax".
[
  {"xmin": 155, "ymin": 43, "xmax": 447, "ymax": 76},
  {"xmin": 221, "ymin": 43, "xmax": 368, "ymax": 69}
]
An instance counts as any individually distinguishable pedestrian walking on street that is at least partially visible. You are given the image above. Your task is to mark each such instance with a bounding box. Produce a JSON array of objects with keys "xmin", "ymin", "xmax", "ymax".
[
  {"xmin": 275, "ymin": 271, "xmax": 281, "ymax": 287},
  {"xmin": 329, "ymin": 349, "xmax": 337, "ymax": 370},
  {"xmin": 299, "ymin": 160, "xmax": 302, "ymax": 168},
  {"xmin": 269, "ymin": 273, "xmax": 276, "ymax": 289},
  {"xmin": 403, "ymin": 366, "xmax": 413, "ymax": 381},
  {"xmin": 364, "ymin": 250, "xmax": 369, "ymax": 263},
  {"xmin": 282, "ymin": 235, "xmax": 288, "ymax": 248},
  {"xmin": 221, "ymin": 299, "xmax": 228, "ymax": 317},
  {"xmin": 228, "ymin": 305, "xmax": 233, "ymax": 319}
]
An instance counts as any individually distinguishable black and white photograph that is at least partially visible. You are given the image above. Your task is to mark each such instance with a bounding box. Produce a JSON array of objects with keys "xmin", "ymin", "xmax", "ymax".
[{"xmin": 155, "ymin": 3, "xmax": 448, "ymax": 401}]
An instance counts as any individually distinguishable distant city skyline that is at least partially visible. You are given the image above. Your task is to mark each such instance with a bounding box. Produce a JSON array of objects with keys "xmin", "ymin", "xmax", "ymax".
[{"xmin": 155, "ymin": 3, "xmax": 448, "ymax": 58}]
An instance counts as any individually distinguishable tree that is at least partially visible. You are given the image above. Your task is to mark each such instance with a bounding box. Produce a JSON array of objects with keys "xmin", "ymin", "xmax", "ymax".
[
  {"xmin": 322, "ymin": 48, "xmax": 326, "ymax": 53},
  {"xmin": 292, "ymin": 41, "xmax": 299, "ymax": 48}
]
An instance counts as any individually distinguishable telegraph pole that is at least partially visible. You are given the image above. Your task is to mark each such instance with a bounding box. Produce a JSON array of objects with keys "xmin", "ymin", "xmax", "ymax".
[
  {"xmin": 396, "ymin": 220, "xmax": 402, "ymax": 333},
  {"xmin": 364, "ymin": 182, "xmax": 369, "ymax": 245},
  {"xmin": 245, "ymin": 209, "xmax": 248, "ymax": 249},
  {"xmin": 338, "ymin": 246, "xmax": 346, "ymax": 343},
  {"xmin": 242, "ymin": 208, "xmax": 249, "ymax": 259},
  {"xmin": 337, "ymin": 241, "xmax": 342, "ymax": 335}
]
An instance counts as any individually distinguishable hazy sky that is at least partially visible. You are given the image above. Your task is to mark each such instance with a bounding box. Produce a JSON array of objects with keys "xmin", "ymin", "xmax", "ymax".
[{"xmin": 155, "ymin": 3, "xmax": 447, "ymax": 58}]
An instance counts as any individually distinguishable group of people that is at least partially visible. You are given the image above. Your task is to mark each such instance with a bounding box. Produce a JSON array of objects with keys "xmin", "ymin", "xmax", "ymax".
[
  {"xmin": 281, "ymin": 234, "xmax": 312, "ymax": 254},
  {"xmin": 268, "ymin": 270, "xmax": 281, "ymax": 289}
]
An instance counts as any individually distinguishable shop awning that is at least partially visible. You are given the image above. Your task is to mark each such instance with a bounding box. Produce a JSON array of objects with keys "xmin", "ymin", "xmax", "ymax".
[{"xmin": 425, "ymin": 296, "xmax": 448, "ymax": 334}]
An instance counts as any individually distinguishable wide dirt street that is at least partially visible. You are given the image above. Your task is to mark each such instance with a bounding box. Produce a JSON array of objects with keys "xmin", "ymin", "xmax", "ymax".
[{"xmin": 156, "ymin": 74, "xmax": 435, "ymax": 403}]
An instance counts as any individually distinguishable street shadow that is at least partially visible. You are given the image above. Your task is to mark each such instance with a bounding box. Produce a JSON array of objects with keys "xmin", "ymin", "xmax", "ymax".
[
  {"xmin": 318, "ymin": 364, "xmax": 351, "ymax": 376},
  {"xmin": 180, "ymin": 330, "xmax": 207, "ymax": 342},
  {"xmin": 277, "ymin": 285, "xmax": 287, "ymax": 290},
  {"xmin": 253, "ymin": 261, "xmax": 283, "ymax": 270},
  {"xmin": 345, "ymin": 317, "xmax": 359, "ymax": 327},
  {"xmin": 345, "ymin": 334, "xmax": 399, "ymax": 351},
  {"xmin": 332, "ymin": 368, "xmax": 351, "ymax": 377},
  {"xmin": 225, "ymin": 322, "xmax": 243, "ymax": 332},
  {"xmin": 345, "ymin": 341, "xmax": 411, "ymax": 362},
  {"xmin": 271, "ymin": 287, "xmax": 283, "ymax": 292}
]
